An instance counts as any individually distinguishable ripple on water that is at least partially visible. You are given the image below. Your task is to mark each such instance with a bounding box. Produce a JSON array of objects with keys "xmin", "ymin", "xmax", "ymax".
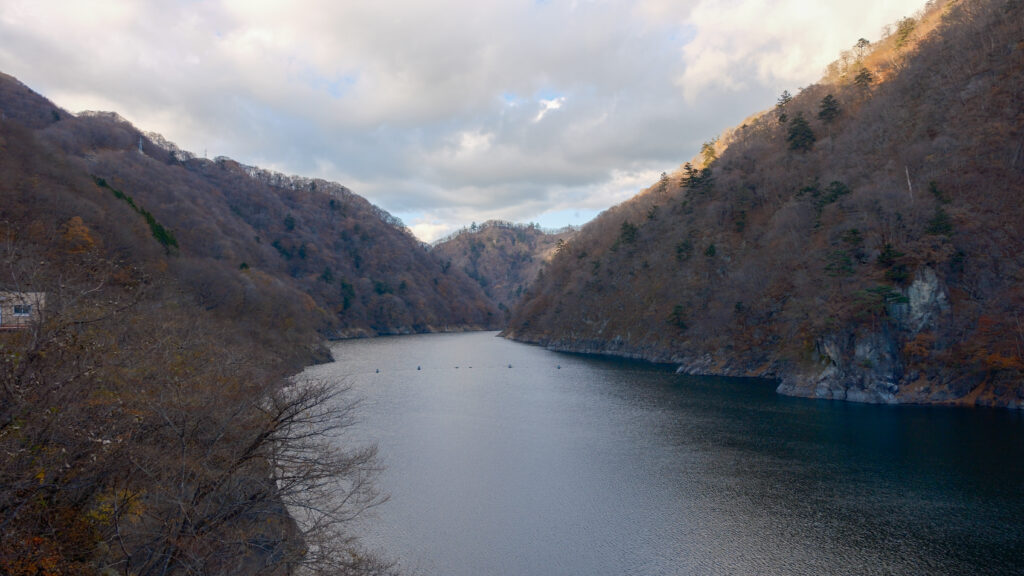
[{"xmin": 299, "ymin": 332, "xmax": 1024, "ymax": 576}]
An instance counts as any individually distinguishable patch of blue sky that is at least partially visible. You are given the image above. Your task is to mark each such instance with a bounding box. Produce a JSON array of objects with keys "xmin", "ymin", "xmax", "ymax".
[
  {"xmin": 533, "ymin": 88, "xmax": 565, "ymax": 102},
  {"xmin": 501, "ymin": 92, "xmax": 525, "ymax": 106}
]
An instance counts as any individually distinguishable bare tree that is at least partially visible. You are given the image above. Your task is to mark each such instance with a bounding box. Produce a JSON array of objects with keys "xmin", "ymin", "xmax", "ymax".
[{"xmin": 0, "ymin": 234, "xmax": 396, "ymax": 576}]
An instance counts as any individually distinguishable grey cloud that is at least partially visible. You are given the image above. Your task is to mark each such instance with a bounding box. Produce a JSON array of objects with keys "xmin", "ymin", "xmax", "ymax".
[{"xmin": 0, "ymin": 0, "xmax": 926, "ymax": 241}]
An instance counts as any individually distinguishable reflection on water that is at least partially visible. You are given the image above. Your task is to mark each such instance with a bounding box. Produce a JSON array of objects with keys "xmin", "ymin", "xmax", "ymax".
[{"xmin": 300, "ymin": 332, "xmax": 1024, "ymax": 576}]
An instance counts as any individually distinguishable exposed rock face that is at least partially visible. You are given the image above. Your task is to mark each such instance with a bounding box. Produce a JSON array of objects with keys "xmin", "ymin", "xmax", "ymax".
[
  {"xmin": 779, "ymin": 329, "xmax": 902, "ymax": 404},
  {"xmin": 904, "ymin": 267, "xmax": 949, "ymax": 335},
  {"xmin": 778, "ymin": 267, "xmax": 950, "ymax": 403}
]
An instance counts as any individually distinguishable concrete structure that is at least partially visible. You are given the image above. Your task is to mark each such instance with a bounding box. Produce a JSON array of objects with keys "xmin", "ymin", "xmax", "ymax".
[{"xmin": 0, "ymin": 291, "xmax": 45, "ymax": 330}]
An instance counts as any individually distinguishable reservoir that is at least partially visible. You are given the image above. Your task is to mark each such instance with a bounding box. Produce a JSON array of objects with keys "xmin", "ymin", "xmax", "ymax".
[{"xmin": 300, "ymin": 332, "xmax": 1024, "ymax": 575}]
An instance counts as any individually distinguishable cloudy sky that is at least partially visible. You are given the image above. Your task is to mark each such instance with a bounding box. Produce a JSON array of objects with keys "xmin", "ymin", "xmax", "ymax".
[{"xmin": 1, "ymin": 0, "xmax": 924, "ymax": 241}]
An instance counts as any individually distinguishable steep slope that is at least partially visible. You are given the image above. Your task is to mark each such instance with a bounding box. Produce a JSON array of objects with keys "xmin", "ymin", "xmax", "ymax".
[
  {"xmin": 431, "ymin": 220, "xmax": 576, "ymax": 316},
  {"xmin": 506, "ymin": 0, "xmax": 1024, "ymax": 407},
  {"xmin": 0, "ymin": 71, "xmax": 499, "ymax": 573},
  {"xmin": 1, "ymin": 85, "xmax": 399, "ymax": 572},
  {"xmin": 2, "ymin": 73, "xmax": 499, "ymax": 339}
]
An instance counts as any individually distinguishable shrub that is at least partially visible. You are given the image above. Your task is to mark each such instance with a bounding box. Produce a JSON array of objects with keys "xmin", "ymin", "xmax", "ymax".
[
  {"xmin": 619, "ymin": 221, "xmax": 639, "ymax": 244},
  {"xmin": 926, "ymin": 207, "xmax": 954, "ymax": 236},
  {"xmin": 668, "ymin": 305, "xmax": 688, "ymax": 331},
  {"xmin": 675, "ymin": 240, "xmax": 693, "ymax": 262},
  {"xmin": 825, "ymin": 250, "xmax": 854, "ymax": 276}
]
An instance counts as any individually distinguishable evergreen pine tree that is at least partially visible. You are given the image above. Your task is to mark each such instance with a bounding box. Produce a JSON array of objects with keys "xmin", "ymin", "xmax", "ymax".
[
  {"xmin": 776, "ymin": 90, "xmax": 793, "ymax": 124},
  {"xmin": 786, "ymin": 113, "xmax": 816, "ymax": 152},
  {"xmin": 818, "ymin": 94, "xmax": 840, "ymax": 125},
  {"xmin": 854, "ymin": 68, "xmax": 873, "ymax": 90},
  {"xmin": 701, "ymin": 138, "xmax": 718, "ymax": 166}
]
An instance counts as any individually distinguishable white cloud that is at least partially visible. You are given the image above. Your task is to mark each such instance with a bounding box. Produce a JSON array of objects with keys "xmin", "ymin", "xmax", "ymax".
[
  {"xmin": 454, "ymin": 130, "xmax": 495, "ymax": 157},
  {"xmin": 0, "ymin": 0, "xmax": 926, "ymax": 241},
  {"xmin": 677, "ymin": 0, "xmax": 926, "ymax": 101},
  {"xmin": 407, "ymin": 219, "xmax": 454, "ymax": 244},
  {"xmin": 533, "ymin": 97, "xmax": 566, "ymax": 123}
]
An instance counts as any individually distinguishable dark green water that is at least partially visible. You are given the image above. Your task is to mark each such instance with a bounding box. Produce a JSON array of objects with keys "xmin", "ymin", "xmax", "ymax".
[{"xmin": 301, "ymin": 331, "xmax": 1024, "ymax": 575}]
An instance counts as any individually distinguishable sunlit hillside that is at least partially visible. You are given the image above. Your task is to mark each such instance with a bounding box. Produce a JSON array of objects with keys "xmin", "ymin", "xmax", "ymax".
[{"xmin": 506, "ymin": 0, "xmax": 1024, "ymax": 407}]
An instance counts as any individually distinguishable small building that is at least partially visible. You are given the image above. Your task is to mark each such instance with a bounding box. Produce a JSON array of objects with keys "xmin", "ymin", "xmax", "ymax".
[{"xmin": 0, "ymin": 291, "xmax": 45, "ymax": 330}]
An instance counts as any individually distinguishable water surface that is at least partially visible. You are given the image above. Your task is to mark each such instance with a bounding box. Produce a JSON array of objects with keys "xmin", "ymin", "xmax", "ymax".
[{"xmin": 301, "ymin": 332, "xmax": 1024, "ymax": 575}]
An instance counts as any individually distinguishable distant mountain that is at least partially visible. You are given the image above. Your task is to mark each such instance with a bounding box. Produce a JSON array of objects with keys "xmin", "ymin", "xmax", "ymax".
[
  {"xmin": 0, "ymin": 71, "xmax": 500, "ymax": 340},
  {"xmin": 431, "ymin": 220, "xmax": 576, "ymax": 317},
  {"xmin": 505, "ymin": 0, "xmax": 1024, "ymax": 408}
]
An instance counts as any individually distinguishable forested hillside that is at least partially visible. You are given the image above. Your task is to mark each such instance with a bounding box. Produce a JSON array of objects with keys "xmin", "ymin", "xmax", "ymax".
[
  {"xmin": 431, "ymin": 220, "xmax": 576, "ymax": 316},
  {"xmin": 506, "ymin": 0, "xmax": 1024, "ymax": 407},
  {"xmin": 1, "ymin": 72, "xmax": 499, "ymax": 339},
  {"xmin": 0, "ymin": 71, "xmax": 504, "ymax": 574}
]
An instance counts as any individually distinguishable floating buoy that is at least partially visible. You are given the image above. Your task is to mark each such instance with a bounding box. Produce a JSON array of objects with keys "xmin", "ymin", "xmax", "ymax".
[
  {"xmin": 375, "ymin": 369, "xmax": 380, "ymax": 373},
  {"xmin": 508, "ymin": 364, "xmax": 512, "ymax": 368}
]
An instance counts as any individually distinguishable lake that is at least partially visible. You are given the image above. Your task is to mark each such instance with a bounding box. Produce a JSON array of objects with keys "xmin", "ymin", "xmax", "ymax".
[{"xmin": 299, "ymin": 331, "xmax": 1024, "ymax": 575}]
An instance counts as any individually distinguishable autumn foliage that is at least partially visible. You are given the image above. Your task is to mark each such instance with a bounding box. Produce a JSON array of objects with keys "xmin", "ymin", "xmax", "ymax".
[
  {"xmin": 506, "ymin": 0, "xmax": 1024, "ymax": 407},
  {"xmin": 0, "ymin": 67, "xmax": 504, "ymax": 573}
]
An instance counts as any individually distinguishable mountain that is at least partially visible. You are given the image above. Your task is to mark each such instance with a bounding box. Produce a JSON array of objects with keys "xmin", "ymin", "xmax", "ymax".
[
  {"xmin": 0, "ymin": 71, "xmax": 498, "ymax": 574},
  {"xmin": 431, "ymin": 220, "xmax": 576, "ymax": 317},
  {"xmin": 1, "ymin": 71, "xmax": 499, "ymax": 341},
  {"xmin": 505, "ymin": 0, "xmax": 1024, "ymax": 408}
]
